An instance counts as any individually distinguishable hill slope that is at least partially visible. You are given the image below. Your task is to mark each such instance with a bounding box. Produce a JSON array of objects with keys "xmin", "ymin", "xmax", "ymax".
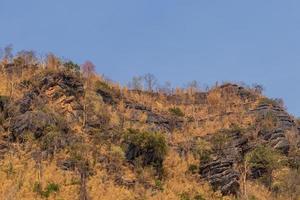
[{"xmin": 0, "ymin": 54, "xmax": 299, "ymax": 200}]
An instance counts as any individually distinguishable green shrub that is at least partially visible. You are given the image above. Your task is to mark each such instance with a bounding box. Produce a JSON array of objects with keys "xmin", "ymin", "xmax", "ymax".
[
  {"xmin": 245, "ymin": 145, "xmax": 283, "ymax": 187},
  {"xmin": 124, "ymin": 129, "xmax": 168, "ymax": 170},
  {"xmin": 169, "ymin": 107, "xmax": 185, "ymax": 117},
  {"xmin": 192, "ymin": 138, "xmax": 213, "ymax": 163},
  {"xmin": 33, "ymin": 182, "xmax": 60, "ymax": 198},
  {"xmin": 63, "ymin": 61, "xmax": 80, "ymax": 71},
  {"xmin": 194, "ymin": 194, "xmax": 206, "ymax": 200},
  {"xmin": 155, "ymin": 179, "xmax": 164, "ymax": 191},
  {"xmin": 246, "ymin": 146, "xmax": 282, "ymax": 170},
  {"xmin": 187, "ymin": 164, "xmax": 198, "ymax": 174},
  {"xmin": 211, "ymin": 133, "xmax": 229, "ymax": 154}
]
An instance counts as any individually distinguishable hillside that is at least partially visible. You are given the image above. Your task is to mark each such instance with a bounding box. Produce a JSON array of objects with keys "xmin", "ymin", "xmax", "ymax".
[{"xmin": 0, "ymin": 53, "xmax": 299, "ymax": 200}]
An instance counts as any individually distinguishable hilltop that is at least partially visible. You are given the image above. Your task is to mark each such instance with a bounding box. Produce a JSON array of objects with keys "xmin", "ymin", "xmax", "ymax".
[{"xmin": 0, "ymin": 52, "xmax": 299, "ymax": 200}]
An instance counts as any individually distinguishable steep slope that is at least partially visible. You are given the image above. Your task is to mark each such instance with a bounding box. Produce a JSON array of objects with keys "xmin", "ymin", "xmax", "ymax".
[{"xmin": 0, "ymin": 56, "xmax": 299, "ymax": 200}]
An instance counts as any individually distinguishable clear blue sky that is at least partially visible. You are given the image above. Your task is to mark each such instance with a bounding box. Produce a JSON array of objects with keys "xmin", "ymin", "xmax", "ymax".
[{"xmin": 0, "ymin": 0, "xmax": 299, "ymax": 116}]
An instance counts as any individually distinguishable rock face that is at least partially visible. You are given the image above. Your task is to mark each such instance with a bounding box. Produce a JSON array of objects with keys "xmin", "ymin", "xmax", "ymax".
[
  {"xmin": 199, "ymin": 130, "xmax": 250, "ymax": 195},
  {"xmin": 253, "ymin": 103, "xmax": 297, "ymax": 155},
  {"xmin": 258, "ymin": 128, "xmax": 290, "ymax": 154},
  {"xmin": 222, "ymin": 130, "xmax": 250, "ymax": 162},
  {"xmin": 199, "ymin": 159, "xmax": 240, "ymax": 195},
  {"xmin": 124, "ymin": 100, "xmax": 184, "ymax": 131},
  {"xmin": 18, "ymin": 72, "xmax": 85, "ymax": 122},
  {"xmin": 19, "ymin": 90, "xmax": 38, "ymax": 113},
  {"xmin": 39, "ymin": 72, "xmax": 84, "ymax": 98},
  {"xmin": 96, "ymin": 88, "xmax": 117, "ymax": 105},
  {"xmin": 10, "ymin": 111, "xmax": 65, "ymax": 141},
  {"xmin": 253, "ymin": 103, "xmax": 296, "ymax": 130}
]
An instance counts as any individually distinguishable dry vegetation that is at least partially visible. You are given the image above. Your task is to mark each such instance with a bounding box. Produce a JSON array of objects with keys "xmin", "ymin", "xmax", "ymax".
[{"xmin": 0, "ymin": 48, "xmax": 299, "ymax": 200}]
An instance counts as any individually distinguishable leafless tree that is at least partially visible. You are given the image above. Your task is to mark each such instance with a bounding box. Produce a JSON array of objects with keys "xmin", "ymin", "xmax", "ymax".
[
  {"xmin": 16, "ymin": 50, "xmax": 37, "ymax": 66},
  {"xmin": 143, "ymin": 73, "xmax": 157, "ymax": 91},
  {"xmin": 81, "ymin": 61, "xmax": 96, "ymax": 127},
  {"xmin": 187, "ymin": 80, "xmax": 200, "ymax": 94},
  {"xmin": 79, "ymin": 162, "xmax": 90, "ymax": 200},
  {"xmin": 82, "ymin": 61, "xmax": 95, "ymax": 79},
  {"xmin": 3, "ymin": 44, "xmax": 13, "ymax": 62},
  {"xmin": 129, "ymin": 76, "xmax": 143, "ymax": 90},
  {"xmin": 13, "ymin": 50, "xmax": 37, "ymax": 78},
  {"xmin": 158, "ymin": 81, "xmax": 172, "ymax": 94}
]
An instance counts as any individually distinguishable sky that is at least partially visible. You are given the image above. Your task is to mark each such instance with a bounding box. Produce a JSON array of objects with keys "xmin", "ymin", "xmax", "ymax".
[{"xmin": 0, "ymin": 0, "xmax": 299, "ymax": 116}]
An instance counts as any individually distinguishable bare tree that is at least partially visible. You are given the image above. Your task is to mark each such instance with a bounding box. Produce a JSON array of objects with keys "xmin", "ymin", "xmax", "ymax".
[
  {"xmin": 158, "ymin": 81, "xmax": 172, "ymax": 94},
  {"xmin": 81, "ymin": 61, "xmax": 96, "ymax": 127},
  {"xmin": 143, "ymin": 73, "xmax": 157, "ymax": 92},
  {"xmin": 16, "ymin": 50, "xmax": 37, "ymax": 66},
  {"xmin": 187, "ymin": 80, "xmax": 200, "ymax": 94},
  {"xmin": 14, "ymin": 50, "xmax": 37, "ymax": 78},
  {"xmin": 3, "ymin": 44, "xmax": 13, "ymax": 62},
  {"xmin": 79, "ymin": 162, "xmax": 90, "ymax": 200},
  {"xmin": 82, "ymin": 61, "xmax": 95, "ymax": 79},
  {"xmin": 129, "ymin": 76, "xmax": 143, "ymax": 90}
]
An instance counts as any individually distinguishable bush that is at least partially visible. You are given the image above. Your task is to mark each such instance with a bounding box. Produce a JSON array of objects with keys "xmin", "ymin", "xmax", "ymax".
[
  {"xmin": 155, "ymin": 179, "xmax": 164, "ymax": 191},
  {"xmin": 42, "ymin": 183, "xmax": 60, "ymax": 198},
  {"xmin": 245, "ymin": 145, "xmax": 282, "ymax": 187},
  {"xmin": 33, "ymin": 182, "xmax": 60, "ymax": 198},
  {"xmin": 192, "ymin": 138, "xmax": 212, "ymax": 163},
  {"xmin": 211, "ymin": 133, "xmax": 229, "ymax": 154},
  {"xmin": 169, "ymin": 107, "xmax": 185, "ymax": 117},
  {"xmin": 108, "ymin": 145, "xmax": 125, "ymax": 166},
  {"xmin": 63, "ymin": 61, "xmax": 80, "ymax": 71},
  {"xmin": 124, "ymin": 129, "xmax": 168, "ymax": 172},
  {"xmin": 187, "ymin": 164, "xmax": 198, "ymax": 174}
]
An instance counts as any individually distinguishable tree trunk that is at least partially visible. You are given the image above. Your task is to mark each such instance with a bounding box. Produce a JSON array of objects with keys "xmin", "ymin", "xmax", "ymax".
[{"xmin": 79, "ymin": 168, "xmax": 89, "ymax": 200}]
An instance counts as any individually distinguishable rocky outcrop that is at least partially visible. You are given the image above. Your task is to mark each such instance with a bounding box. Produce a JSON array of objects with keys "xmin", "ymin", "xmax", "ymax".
[
  {"xmin": 220, "ymin": 83, "xmax": 257, "ymax": 101},
  {"xmin": 9, "ymin": 111, "xmax": 67, "ymax": 142},
  {"xmin": 198, "ymin": 129, "xmax": 250, "ymax": 195},
  {"xmin": 39, "ymin": 72, "xmax": 84, "ymax": 98},
  {"xmin": 222, "ymin": 130, "xmax": 250, "ymax": 162},
  {"xmin": 251, "ymin": 102, "xmax": 299, "ymax": 155},
  {"xmin": 14, "ymin": 71, "xmax": 84, "ymax": 120},
  {"xmin": 124, "ymin": 100, "xmax": 184, "ymax": 131},
  {"xmin": 18, "ymin": 90, "xmax": 38, "ymax": 113},
  {"xmin": 125, "ymin": 143, "xmax": 163, "ymax": 168},
  {"xmin": 96, "ymin": 88, "xmax": 118, "ymax": 105},
  {"xmin": 199, "ymin": 159, "xmax": 240, "ymax": 195},
  {"xmin": 253, "ymin": 103, "xmax": 296, "ymax": 130},
  {"xmin": 258, "ymin": 128, "xmax": 290, "ymax": 154}
]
